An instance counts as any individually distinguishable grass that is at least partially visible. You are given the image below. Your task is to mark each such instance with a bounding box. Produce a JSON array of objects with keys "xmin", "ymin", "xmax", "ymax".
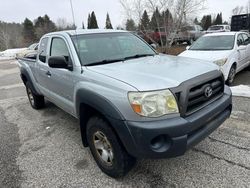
[{"xmin": 157, "ymin": 44, "xmax": 187, "ymax": 56}]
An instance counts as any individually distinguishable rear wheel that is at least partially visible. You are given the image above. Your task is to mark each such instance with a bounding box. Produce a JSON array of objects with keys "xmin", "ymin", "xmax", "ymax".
[
  {"xmin": 86, "ymin": 116, "xmax": 136, "ymax": 178},
  {"xmin": 26, "ymin": 82, "xmax": 45, "ymax": 109},
  {"xmin": 226, "ymin": 65, "xmax": 236, "ymax": 86}
]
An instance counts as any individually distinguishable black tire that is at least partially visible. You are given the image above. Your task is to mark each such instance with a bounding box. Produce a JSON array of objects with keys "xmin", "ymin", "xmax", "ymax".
[
  {"xmin": 86, "ymin": 116, "xmax": 136, "ymax": 178},
  {"xmin": 25, "ymin": 82, "xmax": 45, "ymax": 109},
  {"xmin": 226, "ymin": 65, "xmax": 236, "ymax": 86}
]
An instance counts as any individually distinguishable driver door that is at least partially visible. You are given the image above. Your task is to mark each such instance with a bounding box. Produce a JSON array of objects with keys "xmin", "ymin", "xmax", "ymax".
[{"xmin": 46, "ymin": 37, "xmax": 75, "ymax": 115}]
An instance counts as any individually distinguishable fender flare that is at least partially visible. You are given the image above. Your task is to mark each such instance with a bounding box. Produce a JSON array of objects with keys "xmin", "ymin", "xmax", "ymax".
[
  {"xmin": 75, "ymin": 88, "xmax": 130, "ymax": 147},
  {"xmin": 20, "ymin": 67, "xmax": 40, "ymax": 95},
  {"xmin": 75, "ymin": 88, "xmax": 125, "ymax": 120}
]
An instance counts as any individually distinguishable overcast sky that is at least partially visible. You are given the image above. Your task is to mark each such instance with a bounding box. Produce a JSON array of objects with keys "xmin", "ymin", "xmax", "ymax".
[{"xmin": 0, "ymin": 0, "xmax": 248, "ymax": 28}]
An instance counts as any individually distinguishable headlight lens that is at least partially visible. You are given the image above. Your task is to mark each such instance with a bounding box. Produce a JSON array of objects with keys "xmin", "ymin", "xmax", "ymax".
[
  {"xmin": 214, "ymin": 58, "xmax": 228, "ymax": 66},
  {"xmin": 128, "ymin": 89, "xmax": 179, "ymax": 117}
]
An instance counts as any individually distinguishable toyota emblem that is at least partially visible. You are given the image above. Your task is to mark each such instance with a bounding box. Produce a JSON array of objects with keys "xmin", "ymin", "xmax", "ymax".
[{"xmin": 204, "ymin": 86, "xmax": 213, "ymax": 98}]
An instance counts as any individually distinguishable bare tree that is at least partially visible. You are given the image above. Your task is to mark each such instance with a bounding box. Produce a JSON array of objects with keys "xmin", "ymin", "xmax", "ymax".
[
  {"xmin": 120, "ymin": 0, "xmax": 206, "ymax": 51},
  {"xmin": 56, "ymin": 18, "xmax": 75, "ymax": 30},
  {"xmin": 0, "ymin": 26, "xmax": 11, "ymax": 50},
  {"xmin": 232, "ymin": 6, "xmax": 244, "ymax": 15},
  {"xmin": 246, "ymin": 0, "xmax": 250, "ymax": 14}
]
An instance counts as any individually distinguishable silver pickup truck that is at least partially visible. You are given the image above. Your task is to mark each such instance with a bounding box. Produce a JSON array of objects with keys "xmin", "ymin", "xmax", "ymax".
[{"xmin": 18, "ymin": 29, "xmax": 232, "ymax": 178}]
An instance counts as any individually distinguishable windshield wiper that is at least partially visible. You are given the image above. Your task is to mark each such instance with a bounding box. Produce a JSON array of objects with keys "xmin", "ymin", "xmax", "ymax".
[
  {"xmin": 85, "ymin": 58, "xmax": 125, "ymax": 66},
  {"xmin": 85, "ymin": 54, "xmax": 155, "ymax": 66},
  {"xmin": 124, "ymin": 54, "xmax": 155, "ymax": 60}
]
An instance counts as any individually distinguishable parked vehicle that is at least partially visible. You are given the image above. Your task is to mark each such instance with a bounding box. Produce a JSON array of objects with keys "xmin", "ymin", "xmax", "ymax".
[
  {"xmin": 206, "ymin": 25, "xmax": 231, "ymax": 33},
  {"xmin": 16, "ymin": 43, "xmax": 38, "ymax": 58},
  {"xmin": 179, "ymin": 32, "xmax": 250, "ymax": 85},
  {"xmin": 231, "ymin": 14, "xmax": 250, "ymax": 32},
  {"xmin": 18, "ymin": 29, "xmax": 232, "ymax": 178},
  {"xmin": 170, "ymin": 25, "xmax": 204, "ymax": 45}
]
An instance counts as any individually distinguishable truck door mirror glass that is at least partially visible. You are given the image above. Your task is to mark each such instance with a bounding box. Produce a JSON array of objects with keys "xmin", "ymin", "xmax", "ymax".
[{"xmin": 48, "ymin": 56, "xmax": 70, "ymax": 70}]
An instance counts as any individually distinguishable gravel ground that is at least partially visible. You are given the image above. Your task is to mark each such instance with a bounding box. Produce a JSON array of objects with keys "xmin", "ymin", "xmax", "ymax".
[{"xmin": 0, "ymin": 59, "xmax": 249, "ymax": 188}]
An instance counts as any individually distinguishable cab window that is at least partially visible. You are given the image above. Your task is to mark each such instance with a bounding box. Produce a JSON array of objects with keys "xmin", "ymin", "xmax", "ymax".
[{"xmin": 50, "ymin": 37, "xmax": 71, "ymax": 62}]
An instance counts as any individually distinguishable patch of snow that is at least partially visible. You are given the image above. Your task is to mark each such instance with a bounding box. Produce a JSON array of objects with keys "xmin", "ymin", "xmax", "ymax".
[
  {"xmin": 230, "ymin": 85, "xmax": 250, "ymax": 98},
  {"xmin": 0, "ymin": 48, "xmax": 27, "ymax": 58}
]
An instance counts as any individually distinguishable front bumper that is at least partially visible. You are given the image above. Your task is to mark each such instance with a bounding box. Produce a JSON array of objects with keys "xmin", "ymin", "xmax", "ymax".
[{"xmin": 110, "ymin": 86, "xmax": 232, "ymax": 159}]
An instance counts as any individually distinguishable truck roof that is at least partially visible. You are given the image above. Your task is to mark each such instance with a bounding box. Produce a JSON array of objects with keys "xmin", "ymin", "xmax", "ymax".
[{"xmin": 44, "ymin": 29, "xmax": 128, "ymax": 37}]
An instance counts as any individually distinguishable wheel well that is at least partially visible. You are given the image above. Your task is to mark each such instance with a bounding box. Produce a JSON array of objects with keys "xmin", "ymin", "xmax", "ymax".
[
  {"xmin": 21, "ymin": 74, "xmax": 28, "ymax": 85},
  {"xmin": 79, "ymin": 103, "xmax": 103, "ymax": 147},
  {"xmin": 232, "ymin": 62, "xmax": 237, "ymax": 69}
]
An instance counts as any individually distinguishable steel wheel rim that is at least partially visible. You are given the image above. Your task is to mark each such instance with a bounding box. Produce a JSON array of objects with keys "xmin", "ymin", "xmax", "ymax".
[
  {"xmin": 229, "ymin": 68, "xmax": 235, "ymax": 83},
  {"xmin": 27, "ymin": 88, "xmax": 34, "ymax": 106},
  {"xmin": 93, "ymin": 131, "xmax": 114, "ymax": 166}
]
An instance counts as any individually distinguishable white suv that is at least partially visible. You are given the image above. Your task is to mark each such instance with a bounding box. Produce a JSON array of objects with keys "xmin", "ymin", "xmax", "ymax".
[{"xmin": 207, "ymin": 25, "xmax": 231, "ymax": 33}]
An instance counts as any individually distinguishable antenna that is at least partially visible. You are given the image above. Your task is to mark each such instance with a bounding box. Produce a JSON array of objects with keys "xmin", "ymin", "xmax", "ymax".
[
  {"xmin": 69, "ymin": 0, "xmax": 83, "ymax": 73},
  {"xmin": 69, "ymin": 0, "xmax": 77, "ymax": 31}
]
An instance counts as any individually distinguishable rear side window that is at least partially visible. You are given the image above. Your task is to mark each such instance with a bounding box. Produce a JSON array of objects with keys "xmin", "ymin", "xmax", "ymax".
[
  {"xmin": 237, "ymin": 34, "xmax": 244, "ymax": 46},
  {"xmin": 38, "ymin": 38, "xmax": 48, "ymax": 63},
  {"xmin": 242, "ymin": 34, "xmax": 249, "ymax": 45}
]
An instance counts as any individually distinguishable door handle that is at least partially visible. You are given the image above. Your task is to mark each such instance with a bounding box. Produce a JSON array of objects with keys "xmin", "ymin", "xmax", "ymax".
[{"xmin": 46, "ymin": 71, "xmax": 51, "ymax": 77}]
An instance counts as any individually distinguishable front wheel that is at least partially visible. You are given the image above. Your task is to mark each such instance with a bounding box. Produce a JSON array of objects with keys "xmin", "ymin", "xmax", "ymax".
[
  {"xmin": 86, "ymin": 116, "xmax": 136, "ymax": 178},
  {"xmin": 226, "ymin": 65, "xmax": 236, "ymax": 86}
]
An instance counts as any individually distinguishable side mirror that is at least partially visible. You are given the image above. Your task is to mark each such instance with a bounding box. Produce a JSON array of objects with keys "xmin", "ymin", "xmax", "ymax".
[
  {"xmin": 186, "ymin": 46, "xmax": 190, "ymax": 50},
  {"xmin": 150, "ymin": 43, "xmax": 157, "ymax": 49},
  {"xmin": 48, "ymin": 56, "xmax": 72, "ymax": 70}
]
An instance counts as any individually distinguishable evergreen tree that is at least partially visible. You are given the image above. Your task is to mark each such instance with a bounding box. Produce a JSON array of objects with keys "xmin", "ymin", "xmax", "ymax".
[
  {"xmin": 201, "ymin": 15, "xmax": 212, "ymax": 30},
  {"xmin": 194, "ymin": 17, "xmax": 200, "ymax": 25},
  {"xmin": 150, "ymin": 7, "xmax": 161, "ymax": 30},
  {"xmin": 126, "ymin": 19, "xmax": 136, "ymax": 31},
  {"xmin": 22, "ymin": 18, "xmax": 36, "ymax": 45},
  {"xmin": 105, "ymin": 13, "xmax": 113, "ymax": 29},
  {"xmin": 141, "ymin": 10, "xmax": 150, "ymax": 30},
  {"xmin": 213, "ymin": 13, "xmax": 223, "ymax": 25},
  {"xmin": 87, "ymin": 14, "xmax": 91, "ymax": 29},
  {"xmin": 82, "ymin": 22, "xmax": 85, "ymax": 29},
  {"xmin": 34, "ymin": 15, "xmax": 56, "ymax": 39},
  {"xmin": 89, "ymin": 11, "xmax": 99, "ymax": 29},
  {"xmin": 161, "ymin": 9, "xmax": 173, "ymax": 31}
]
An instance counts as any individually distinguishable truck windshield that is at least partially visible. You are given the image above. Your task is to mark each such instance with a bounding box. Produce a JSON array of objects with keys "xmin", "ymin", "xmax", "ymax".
[
  {"xmin": 71, "ymin": 32, "xmax": 156, "ymax": 66},
  {"xmin": 190, "ymin": 35, "xmax": 235, "ymax": 51}
]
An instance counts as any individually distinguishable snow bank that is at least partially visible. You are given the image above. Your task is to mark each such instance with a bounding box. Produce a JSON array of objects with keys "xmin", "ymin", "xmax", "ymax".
[
  {"xmin": 0, "ymin": 48, "xmax": 27, "ymax": 58},
  {"xmin": 230, "ymin": 85, "xmax": 250, "ymax": 98}
]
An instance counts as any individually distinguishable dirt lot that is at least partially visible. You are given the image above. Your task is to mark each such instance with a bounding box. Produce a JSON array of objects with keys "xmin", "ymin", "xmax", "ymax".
[{"xmin": 0, "ymin": 58, "xmax": 250, "ymax": 188}]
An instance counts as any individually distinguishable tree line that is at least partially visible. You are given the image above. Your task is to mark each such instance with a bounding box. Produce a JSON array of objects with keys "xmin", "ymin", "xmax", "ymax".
[
  {"xmin": 126, "ymin": 9, "xmax": 227, "ymax": 32},
  {"xmin": 0, "ymin": 12, "xmax": 113, "ymax": 51},
  {"xmin": 126, "ymin": 8, "xmax": 173, "ymax": 31},
  {"xmin": 195, "ymin": 13, "xmax": 228, "ymax": 30}
]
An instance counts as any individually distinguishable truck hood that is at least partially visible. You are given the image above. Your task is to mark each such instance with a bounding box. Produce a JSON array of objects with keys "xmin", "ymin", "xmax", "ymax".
[
  {"xmin": 179, "ymin": 50, "xmax": 232, "ymax": 61},
  {"xmin": 86, "ymin": 55, "xmax": 219, "ymax": 91}
]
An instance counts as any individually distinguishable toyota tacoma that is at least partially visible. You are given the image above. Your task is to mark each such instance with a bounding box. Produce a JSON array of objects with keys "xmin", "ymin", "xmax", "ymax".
[{"xmin": 18, "ymin": 29, "xmax": 232, "ymax": 178}]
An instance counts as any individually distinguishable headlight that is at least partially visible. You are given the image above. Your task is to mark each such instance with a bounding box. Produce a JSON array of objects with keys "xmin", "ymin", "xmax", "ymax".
[
  {"xmin": 214, "ymin": 58, "xmax": 228, "ymax": 66},
  {"xmin": 128, "ymin": 89, "xmax": 179, "ymax": 117}
]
